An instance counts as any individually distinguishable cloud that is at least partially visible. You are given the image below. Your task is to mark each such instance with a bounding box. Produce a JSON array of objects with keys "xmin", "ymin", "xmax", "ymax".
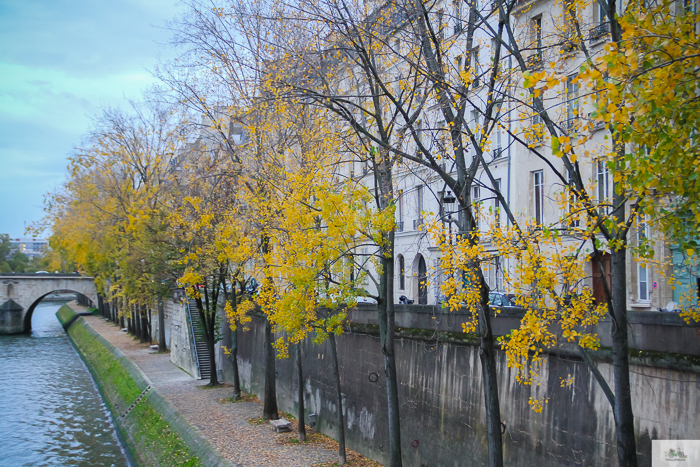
[{"xmin": 0, "ymin": 0, "xmax": 184, "ymax": 235}]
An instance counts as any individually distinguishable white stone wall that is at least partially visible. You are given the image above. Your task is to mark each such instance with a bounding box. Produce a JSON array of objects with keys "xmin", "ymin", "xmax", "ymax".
[{"xmin": 167, "ymin": 299, "xmax": 199, "ymax": 378}]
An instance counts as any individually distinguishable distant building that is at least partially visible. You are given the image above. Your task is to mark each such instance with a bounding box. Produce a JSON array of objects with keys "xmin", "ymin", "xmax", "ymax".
[{"xmin": 10, "ymin": 238, "xmax": 48, "ymax": 259}]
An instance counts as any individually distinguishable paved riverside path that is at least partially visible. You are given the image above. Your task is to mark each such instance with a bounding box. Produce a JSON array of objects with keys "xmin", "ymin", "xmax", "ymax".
[{"xmin": 80, "ymin": 313, "xmax": 339, "ymax": 467}]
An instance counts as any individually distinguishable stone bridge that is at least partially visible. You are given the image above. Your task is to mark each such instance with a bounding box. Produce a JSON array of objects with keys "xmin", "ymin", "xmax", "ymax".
[{"xmin": 0, "ymin": 273, "xmax": 98, "ymax": 334}]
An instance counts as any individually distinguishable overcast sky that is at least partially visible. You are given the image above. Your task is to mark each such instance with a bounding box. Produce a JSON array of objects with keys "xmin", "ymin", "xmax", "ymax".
[{"xmin": 0, "ymin": 0, "xmax": 184, "ymax": 238}]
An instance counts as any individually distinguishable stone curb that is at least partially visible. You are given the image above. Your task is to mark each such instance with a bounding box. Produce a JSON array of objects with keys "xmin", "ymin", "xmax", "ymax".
[{"xmin": 74, "ymin": 315, "xmax": 235, "ymax": 467}]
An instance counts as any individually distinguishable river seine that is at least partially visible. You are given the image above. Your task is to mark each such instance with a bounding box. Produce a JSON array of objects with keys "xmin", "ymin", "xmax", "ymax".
[{"xmin": 0, "ymin": 301, "xmax": 129, "ymax": 466}]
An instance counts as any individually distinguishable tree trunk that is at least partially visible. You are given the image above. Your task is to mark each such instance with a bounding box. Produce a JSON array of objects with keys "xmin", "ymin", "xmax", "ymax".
[
  {"xmin": 479, "ymin": 302, "xmax": 504, "ymax": 467},
  {"xmin": 378, "ymin": 237, "xmax": 402, "ymax": 467},
  {"xmin": 296, "ymin": 343, "xmax": 306, "ymax": 442},
  {"xmin": 263, "ymin": 317, "xmax": 279, "ymax": 419},
  {"xmin": 140, "ymin": 306, "xmax": 149, "ymax": 344},
  {"xmin": 229, "ymin": 288, "xmax": 241, "ymax": 400},
  {"xmin": 128, "ymin": 307, "xmax": 134, "ymax": 335},
  {"xmin": 158, "ymin": 300, "xmax": 167, "ymax": 352},
  {"xmin": 148, "ymin": 307, "xmax": 153, "ymax": 343},
  {"xmin": 207, "ymin": 326, "xmax": 219, "ymax": 386},
  {"xmin": 610, "ymin": 247, "xmax": 638, "ymax": 467},
  {"xmin": 329, "ymin": 333, "xmax": 346, "ymax": 464}
]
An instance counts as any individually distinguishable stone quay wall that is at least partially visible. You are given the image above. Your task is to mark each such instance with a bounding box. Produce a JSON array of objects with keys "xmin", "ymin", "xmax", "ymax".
[{"xmin": 212, "ymin": 305, "xmax": 699, "ymax": 467}]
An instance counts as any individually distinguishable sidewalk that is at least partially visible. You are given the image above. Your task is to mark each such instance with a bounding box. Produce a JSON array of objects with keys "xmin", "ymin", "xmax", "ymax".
[{"xmin": 79, "ymin": 312, "xmax": 342, "ymax": 467}]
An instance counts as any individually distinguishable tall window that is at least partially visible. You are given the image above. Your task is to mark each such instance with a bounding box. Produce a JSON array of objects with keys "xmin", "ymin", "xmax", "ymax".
[
  {"xmin": 470, "ymin": 47, "xmax": 480, "ymax": 87},
  {"xmin": 453, "ymin": 0, "xmax": 462, "ymax": 34},
  {"xmin": 638, "ymin": 219, "xmax": 650, "ymax": 302},
  {"xmin": 638, "ymin": 263, "xmax": 649, "ymax": 301},
  {"xmin": 567, "ymin": 169, "xmax": 580, "ymax": 227},
  {"xmin": 473, "ymin": 185, "xmax": 481, "ymax": 230},
  {"xmin": 594, "ymin": 2, "xmax": 607, "ymax": 24},
  {"xmin": 596, "ymin": 159, "xmax": 609, "ymax": 212},
  {"xmin": 566, "ymin": 76, "xmax": 579, "ymax": 131},
  {"xmin": 398, "ymin": 255, "xmax": 405, "ymax": 290},
  {"xmin": 494, "ymin": 179, "xmax": 502, "ymax": 228},
  {"xmin": 492, "ymin": 256, "xmax": 503, "ymax": 291},
  {"xmin": 532, "ymin": 94, "xmax": 543, "ymax": 127},
  {"xmin": 532, "ymin": 16, "xmax": 543, "ymax": 53},
  {"xmin": 415, "ymin": 120, "xmax": 423, "ymax": 157},
  {"xmin": 533, "ymin": 170, "xmax": 544, "ymax": 224},
  {"xmin": 471, "ymin": 109, "xmax": 480, "ymax": 131},
  {"xmin": 415, "ymin": 185, "xmax": 424, "ymax": 229},
  {"xmin": 397, "ymin": 189, "xmax": 404, "ymax": 231}
]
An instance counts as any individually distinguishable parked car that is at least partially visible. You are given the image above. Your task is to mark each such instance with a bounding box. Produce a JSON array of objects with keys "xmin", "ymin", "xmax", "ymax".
[
  {"xmin": 354, "ymin": 289, "xmax": 378, "ymax": 304},
  {"xmin": 488, "ymin": 292, "xmax": 521, "ymax": 308}
]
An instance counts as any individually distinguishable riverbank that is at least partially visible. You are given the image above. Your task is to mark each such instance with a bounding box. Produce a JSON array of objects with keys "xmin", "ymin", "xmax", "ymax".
[
  {"xmin": 56, "ymin": 304, "xmax": 215, "ymax": 467},
  {"xmin": 58, "ymin": 302, "xmax": 368, "ymax": 467}
]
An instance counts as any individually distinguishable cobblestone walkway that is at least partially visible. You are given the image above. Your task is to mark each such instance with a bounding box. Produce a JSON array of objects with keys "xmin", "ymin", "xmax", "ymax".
[{"xmin": 80, "ymin": 312, "xmax": 338, "ymax": 467}]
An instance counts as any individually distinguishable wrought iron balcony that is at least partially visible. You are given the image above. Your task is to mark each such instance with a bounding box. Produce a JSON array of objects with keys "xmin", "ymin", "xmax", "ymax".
[
  {"xmin": 589, "ymin": 22, "xmax": 610, "ymax": 43},
  {"xmin": 526, "ymin": 51, "xmax": 543, "ymax": 69},
  {"xmin": 396, "ymin": 221, "xmax": 404, "ymax": 232},
  {"xmin": 562, "ymin": 117, "xmax": 578, "ymax": 134},
  {"xmin": 492, "ymin": 147, "xmax": 505, "ymax": 160},
  {"xmin": 413, "ymin": 218, "xmax": 424, "ymax": 230}
]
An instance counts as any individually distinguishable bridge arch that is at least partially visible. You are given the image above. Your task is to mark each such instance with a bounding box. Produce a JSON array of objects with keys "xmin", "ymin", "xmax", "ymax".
[
  {"xmin": 0, "ymin": 274, "xmax": 98, "ymax": 334},
  {"xmin": 23, "ymin": 290, "xmax": 95, "ymax": 332}
]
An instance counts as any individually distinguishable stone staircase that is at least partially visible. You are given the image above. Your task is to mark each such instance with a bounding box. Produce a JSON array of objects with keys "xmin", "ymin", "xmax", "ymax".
[{"xmin": 187, "ymin": 299, "xmax": 211, "ymax": 380}]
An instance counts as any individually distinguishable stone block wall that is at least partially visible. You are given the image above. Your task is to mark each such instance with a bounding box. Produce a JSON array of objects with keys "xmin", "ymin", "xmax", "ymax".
[{"xmin": 226, "ymin": 313, "xmax": 699, "ymax": 467}]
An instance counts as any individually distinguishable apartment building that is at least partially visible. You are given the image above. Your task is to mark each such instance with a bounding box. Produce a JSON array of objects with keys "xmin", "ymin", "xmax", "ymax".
[
  {"xmin": 10, "ymin": 238, "xmax": 48, "ymax": 259},
  {"xmin": 343, "ymin": 0, "xmax": 687, "ymax": 310}
]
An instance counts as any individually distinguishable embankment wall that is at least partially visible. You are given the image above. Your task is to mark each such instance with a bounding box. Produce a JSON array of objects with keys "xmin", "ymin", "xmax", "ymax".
[{"xmin": 225, "ymin": 310, "xmax": 699, "ymax": 467}]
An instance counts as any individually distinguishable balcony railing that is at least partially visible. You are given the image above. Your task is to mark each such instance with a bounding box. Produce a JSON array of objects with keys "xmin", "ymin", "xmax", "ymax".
[
  {"xmin": 492, "ymin": 147, "xmax": 505, "ymax": 160},
  {"xmin": 562, "ymin": 39, "xmax": 578, "ymax": 52},
  {"xmin": 589, "ymin": 22, "xmax": 610, "ymax": 43},
  {"xmin": 562, "ymin": 117, "xmax": 578, "ymax": 134},
  {"xmin": 526, "ymin": 51, "xmax": 543, "ymax": 69},
  {"xmin": 413, "ymin": 218, "xmax": 424, "ymax": 230},
  {"xmin": 588, "ymin": 113, "xmax": 606, "ymax": 132},
  {"xmin": 396, "ymin": 221, "xmax": 404, "ymax": 232}
]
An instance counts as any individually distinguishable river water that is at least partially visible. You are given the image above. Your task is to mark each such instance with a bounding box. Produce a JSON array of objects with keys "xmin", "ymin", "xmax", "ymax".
[{"xmin": 0, "ymin": 302, "xmax": 129, "ymax": 466}]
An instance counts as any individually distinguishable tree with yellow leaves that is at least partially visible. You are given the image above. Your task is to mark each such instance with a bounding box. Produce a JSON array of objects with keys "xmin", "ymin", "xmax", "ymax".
[{"xmin": 42, "ymin": 100, "xmax": 188, "ymax": 348}]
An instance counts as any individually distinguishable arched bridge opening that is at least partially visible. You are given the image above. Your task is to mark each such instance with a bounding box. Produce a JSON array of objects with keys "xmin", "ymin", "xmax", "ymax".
[
  {"xmin": 23, "ymin": 290, "xmax": 95, "ymax": 333},
  {"xmin": 0, "ymin": 274, "xmax": 97, "ymax": 334}
]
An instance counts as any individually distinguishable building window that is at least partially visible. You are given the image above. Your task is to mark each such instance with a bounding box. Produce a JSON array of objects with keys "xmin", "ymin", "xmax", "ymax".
[
  {"xmin": 398, "ymin": 255, "xmax": 405, "ymax": 290},
  {"xmin": 453, "ymin": 0, "xmax": 462, "ymax": 34},
  {"xmin": 491, "ymin": 256, "xmax": 503, "ymax": 291},
  {"xmin": 414, "ymin": 185, "xmax": 424, "ymax": 229},
  {"xmin": 567, "ymin": 169, "xmax": 580, "ymax": 227},
  {"xmin": 596, "ymin": 159, "xmax": 609, "ymax": 212},
  {"xmin": 494, "ymin": 179, "xmax": 502, "ymax": 228},
  {"xmin": 470, "ymin": 47, "xmax": 480, "ymax": 87},
  {"xmin": 637, "ymin": 219, "xmax": 650, "ymax": 302},
  {"xmin": 397, "ymin": 190, "xmax": 404, "ymax": 232},
  {"xmin": 415, "ymin": 120, "xmax": 423, "ymax": 157},
  {"xmin": 471, "ymin": 109, "xmax": 480, "ymax": 131},
  {"xmin": 528, "ymin": 15, "xmax": 543, "ymax": 67},
  {"xmin": 565, "ymin": 76, "xmax": 579, "ymax": 132},
  {"xmin": 473, "ymin": 185, "xmax": 481, "ymax": 230},
  {"xmin": 533, "ymin": 170, "xmax": 544, "ymax": 224},
  {"xmin": 638, "ymin": 263, "xmax": 650, "ymax": 302},
  {"xmin": 594, "ymin": 1, "xmax": 606, "ymax": 24}
]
